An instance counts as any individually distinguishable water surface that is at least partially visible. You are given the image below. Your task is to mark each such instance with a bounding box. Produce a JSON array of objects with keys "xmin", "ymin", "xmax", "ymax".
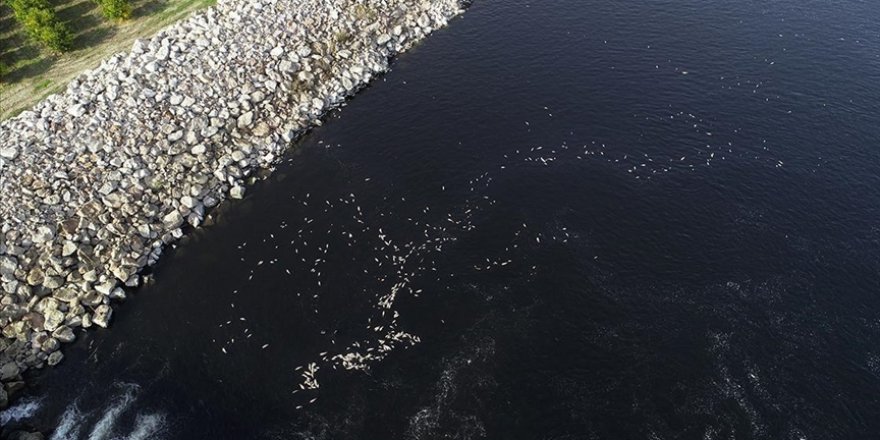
[{"xmin": 4, "ymin": 0, "xmax": 880, "ymax": 438}]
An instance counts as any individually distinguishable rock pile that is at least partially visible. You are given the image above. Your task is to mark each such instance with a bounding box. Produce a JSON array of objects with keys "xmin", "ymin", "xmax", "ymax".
[{"xmin": 0, "ymin": 0, "xmax": 467, "ymax": 408}]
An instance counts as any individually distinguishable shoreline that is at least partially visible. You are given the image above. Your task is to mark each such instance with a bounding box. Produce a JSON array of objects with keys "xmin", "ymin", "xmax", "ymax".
[{"xmin": 0, "ymin": 0, "xmax": 468, "ymax": 417}]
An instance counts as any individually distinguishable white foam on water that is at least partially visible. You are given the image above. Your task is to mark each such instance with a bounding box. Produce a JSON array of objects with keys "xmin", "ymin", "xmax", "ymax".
[
  {"xmin": 407, "ymin": 407, "xmax": 440, "ymax": 440},
  {"xmin": 87, "ymin": 384, "xmax": 139, "ymax": 440},
  {"xmin": 49, "ymin": 402, "xmax": 84, "ymax": 440},
  {"xmin": 0, "ymin": 397, "xmax": 42, "ymax": 425},
  {"xmin": 126, "ymin": 413, "xmax": 167, "ymax": 440},
  {"xmin": 406, "ymin": 338, "xmax": 494, "ymax": 440}
]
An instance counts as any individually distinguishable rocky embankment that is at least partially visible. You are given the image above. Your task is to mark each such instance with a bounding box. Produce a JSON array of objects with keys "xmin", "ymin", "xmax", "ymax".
[{"xmin": 0, "ymin": 0, "xmax": 467, "ymax": 409}]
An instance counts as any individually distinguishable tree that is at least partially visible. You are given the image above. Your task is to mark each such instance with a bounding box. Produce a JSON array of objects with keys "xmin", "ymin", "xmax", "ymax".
[
  {"xmin": 6, "ymin": 0, "xmax": 73, "ymax": 52},
  {"xmin": 94, "ymin": 0, "xmax": 131, "ymax": 20}
]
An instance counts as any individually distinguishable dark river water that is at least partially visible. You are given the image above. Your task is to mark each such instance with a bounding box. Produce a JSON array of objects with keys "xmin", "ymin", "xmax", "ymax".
[{"xmin": 4, "ymin": 0, "xmax": 880, "ymax": 438}]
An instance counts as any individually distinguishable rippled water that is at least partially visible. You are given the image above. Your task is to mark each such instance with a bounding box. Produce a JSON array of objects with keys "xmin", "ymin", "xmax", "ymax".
[{"xmin": 4, "ymin": 0, "xmax": 880, "ymax": 438}]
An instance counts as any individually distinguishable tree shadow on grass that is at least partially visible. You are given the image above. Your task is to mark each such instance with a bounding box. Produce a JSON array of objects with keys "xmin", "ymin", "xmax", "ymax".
[
  {"xmin": 54, "ymin": 0, "xmax": 100, "ymax": 22},
  {"xmin": 0, "ymin": 43, "xmax": 42, "ymax": 66},
  {"xmin": 132, "ymin": 0, "xmax": 171, "ymax": 19},
  {"xmin": 50, "ymin": 0, "xmax": 118, "ymax": 50},
  {"xmin": 2, "ymin": 56, "xmax": 57, "ymax": 83},
  {"xmin": 0, "ymin": 20, "xmax": 52, "ymax": 81},
  {"xmin": 0, "ymin": 15, "xmax": 17, "ymax": 37},
  {"xmin": 0, "ymin": 4, "xmax": 22, "ymax": 52},
  {"xmin": 74, "ymin": 26, "xmax": 117, "ymax": 50}
]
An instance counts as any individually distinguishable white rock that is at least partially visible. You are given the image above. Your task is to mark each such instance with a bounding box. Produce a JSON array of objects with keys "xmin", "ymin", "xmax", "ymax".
[
  {"xmin": 109, "ymin": 287, "xmax": 126, "ymax": 300},
  {"xmin": 0, "ymin": 147, "xmax": 18, "ymax": 160},
  {"xmin": 43, "ymin": 309, "xmax": 65, "ymax": 332},
  {"xmin": 185, "ymin": 130, "xmax": 200, "ymax": 145},
  {"xmin": 230, "ymin": 185, "xmax": 246, "ymax": 199},
  {"xmin": 181, "ymin": 196, "xmax": 199, "ymax": 209},
  {"xmin": 67, "ymin": 104, "xmax": 87, "ymax": 117},
  {"xmin": 163, "ymin": 210, "xmax": 184, "ymax": 229},
  {"xmin": 93, "ymin": 305, "xmax": 113, "ymax": 328},
  {"xmin": 418, "ymin": 14, "xmax": 431, "ymax": 28},
  {"xmin": 132, "ymin": 39, "xmax": 147, "ymax": 53},
  {"xmin": 252, "ymin": 122, "xmax": 270, "ymax": 137},
  {"xmin": 237, "ymin": 111, "xmax": 254, "ymax": 128},
  {"xmin": 279, "ymin": 60, "xmax": 296, "ymax": 73},
  {"xmin": 32, "ymin": 225, "xmax": 55, "ymax": 244},
  {"xmin": 52, "ymin": 326, "xmax": 75, "ymax": 343},
  {"xmin": 95, "ymin": 280, "xmax": 117, "ymax": 296},
  {"xmin": 62, "ymin": 241, "xmax": 78, "ymax": 257},
  {"xmin": 47, "ymin": 351, "xmax": 64, "ymax": 366}
]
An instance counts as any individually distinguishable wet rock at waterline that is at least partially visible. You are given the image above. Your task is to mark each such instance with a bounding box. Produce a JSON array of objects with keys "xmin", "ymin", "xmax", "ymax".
[{"xmin": 0, "ymin": 0, "xmax": 469, "ymax": 408}]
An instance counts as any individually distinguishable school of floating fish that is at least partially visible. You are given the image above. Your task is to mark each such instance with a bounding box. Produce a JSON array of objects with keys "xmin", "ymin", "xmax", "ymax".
[{"xmin": 200, "ymin": 97, "xmax": 795, "ymax": 410}]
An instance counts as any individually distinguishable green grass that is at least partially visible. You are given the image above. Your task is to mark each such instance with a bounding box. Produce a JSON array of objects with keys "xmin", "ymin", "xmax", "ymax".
[
  {"xmin": 153, "ymin": 0, "xmax": 214, "ymax": 21},
  {"xmin": 0, "ymin": 0, "xmax": 217, "ymax": 119},
  {"xmin": 32, "ymin": 77, "xmax": 51, "ymax": 90}
]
